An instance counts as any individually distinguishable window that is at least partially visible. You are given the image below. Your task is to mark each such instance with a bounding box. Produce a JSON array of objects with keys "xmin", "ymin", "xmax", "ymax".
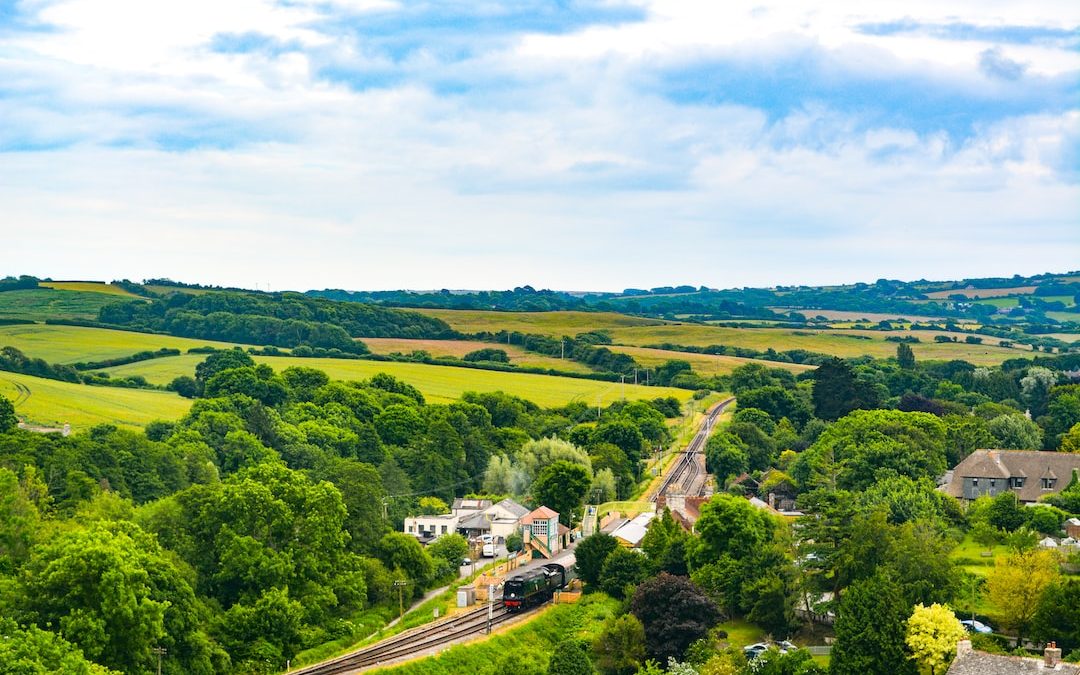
[
  {"xmin": 441, "ymin": 525, "xmax": 448, "ymax": 534},
  {"xmin": 990, "ymin": 479, "xmax": 996, "ymax": 488},
  {"xmin": 408, "ymin": 525, "xmax": 414, "ymax": 533},
  {"xmin": 972, "ymin": 478, "xmax": 979, "ymax": 487},
  {"xmin": 1011, "ymin": 477, "xmax": 1025, "ymax": 488},
  {"xmin": 1043, "ymin": 478, "xmax": 1057, "ymax": 490}
]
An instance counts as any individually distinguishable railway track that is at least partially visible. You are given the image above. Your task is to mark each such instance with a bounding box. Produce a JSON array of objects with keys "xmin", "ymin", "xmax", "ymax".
[
  {"xmin": 291, "ymin": 603, "xmax": 513, "ymax": 674},
  {"xmin": 653, "ymin": 397, "xmax": 734, "ymax": 499}
]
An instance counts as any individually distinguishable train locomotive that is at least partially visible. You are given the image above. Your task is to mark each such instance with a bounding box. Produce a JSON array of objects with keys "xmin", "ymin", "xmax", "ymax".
[{"xmin": 502, "ymin": 558, "xmax": 575, "ymax": 611}]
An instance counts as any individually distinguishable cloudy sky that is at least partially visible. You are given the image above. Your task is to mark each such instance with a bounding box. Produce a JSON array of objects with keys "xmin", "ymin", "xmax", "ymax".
[{"xmin": 1, "ymin": 0, "xmax": 1077, "ymax": 292}]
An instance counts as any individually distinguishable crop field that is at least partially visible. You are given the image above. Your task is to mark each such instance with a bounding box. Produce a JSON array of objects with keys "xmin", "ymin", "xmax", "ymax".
[
  {"xmin": 411, "ymin": 309, "xmax": 668, "ymax": 335},
  {"xmin": 0, "ymin": 371, "xmax": 192, "ymax": 430},
  {"xmin": 923, "ymin": 286, "xmax": 1037, "ymax": 299},
  {"xmin": 0, "ymin": 288, "xmax": 129, "ymax": 321},
  {"xmin": 104, "ymin": 354, "xmax": 693, "ymax": 408},
  {"xmin": 0, "ymin": 324, "xmax": 247, "ymax": 364},
  {"xmin": 604, "ymin": 325, "xmax": 1030, "ymax": 366},
  {"xmin": 772, "ymin": 308, "xmax": 947, "ymax": 322},
  {"xmin": 39, "ymin": 281, "xmax": 141, "ymax": 297},
  {"xmin": 608, "ymin": 345, "xmax": 815, "ymax": 375},
  {"xmin": 360, "ymin": 338, "xmax": 593, "ymax": 373}
]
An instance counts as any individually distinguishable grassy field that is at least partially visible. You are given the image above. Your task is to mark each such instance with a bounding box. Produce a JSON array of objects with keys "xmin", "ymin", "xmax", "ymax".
[
  {"xmin": 0, "ymin": 324, "xmax": 247, "ymax": 364},
  {"xmin": 368, "ymin": 595, "xmax": 619, "ymax": 674},
  {"xmin": 609, "ymin": 345, "xmax": 815, "ymax": 375},
  {"xmin": 924, "ymin": 286, "xmax": 1037, "ymax": 299},
  {"xmin": 39, "ymin": 281, "xmax": 141, "ymax": 297},
  {"xmin": 104, "ymin": 354, "xmax": 694, "ymax": 408},
  {"xmin": 360, "ymin": 337, "xmax": 593, "ymax": 373},
  {"xmin": 0, "ymin": 288, "xmax": 130, "ymax": 321},
  {"xmin": 412, "ymin": 309, "xmax": 669, "ymax": 335},
  {"xmin": 772, "ymin": 308, "xmax": 947, "ymax": 322},
  {"xmin": 605, "ymin": 325, "xmax": 1029, "ymax": 366},
  {"xmin": 0, "ymin": 371, "xmax": 191, "ymax": 430}
]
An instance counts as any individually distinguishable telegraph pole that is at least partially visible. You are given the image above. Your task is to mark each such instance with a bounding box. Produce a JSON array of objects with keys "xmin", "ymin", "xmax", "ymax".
[
  {"xmin": 152, "ymin": 646, "xmax": 167, "ymax": 675},
  {"xmin": 394, "ymin": 580, "xmax": 409, "ymax": 621},
  {"xmin": 487, "ymin": 583, "xmax": 494, "ymax": 634}
]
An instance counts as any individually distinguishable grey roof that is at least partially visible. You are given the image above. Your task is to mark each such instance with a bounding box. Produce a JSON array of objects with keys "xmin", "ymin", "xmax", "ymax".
[
  {"xmin": 452, "ymin": 498, "xmax": 492, "ymax": 512},
  {"xmin": 458, "ymin": 512, "xmax": 491, "ymax": 531},
  {"xmin": 948, "ymin": 651, "xmax": 1079, "ymax": 675},
  {"xmin": 945, "ymin": 450, "xmax": 1080, "ymax": 502},
  {"xmin": 492, "ymin": 498, "xmax": 529, "ymax": 518}
]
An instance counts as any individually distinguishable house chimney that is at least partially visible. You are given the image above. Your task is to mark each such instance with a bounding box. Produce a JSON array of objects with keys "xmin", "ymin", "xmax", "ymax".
[
  {"xmin": 1044, "ymin": 641, "xmax": 1061, "ymax": 668},
  {"xmin": 956, "ymin": 639, "xmax": 972, "ymax": 658}
]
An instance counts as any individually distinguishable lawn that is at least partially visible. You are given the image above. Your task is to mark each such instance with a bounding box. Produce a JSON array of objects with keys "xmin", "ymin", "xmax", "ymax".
[
  {"xmin": 0, "ymin": 288, "xmax": 131, "ymax": 321},
  {"xmin": 0, "ymin": 371, "xmax": 192, "ymax": 430},
  {"xmin": 0, "ymin": 324, "xmax": 247, "ymax": 364},
  {"xmin": 361, "ymin": 337, "xmax": 593, "ymax": 373},
  {"xmin": 104, "ymin": 354, "xmax": 694, "ymax": 408}
]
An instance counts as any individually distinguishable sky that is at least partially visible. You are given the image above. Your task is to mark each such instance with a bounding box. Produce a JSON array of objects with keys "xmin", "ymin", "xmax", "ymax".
[{"xmin": 1, "ymin": 0, "xmax": 1078, "ymax": 292}]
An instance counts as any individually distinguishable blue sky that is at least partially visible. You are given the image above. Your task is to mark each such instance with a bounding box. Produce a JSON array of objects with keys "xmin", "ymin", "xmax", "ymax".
[{"xmin": 0, "ymin": 0, "xmax": 1077, "ymax": 291}]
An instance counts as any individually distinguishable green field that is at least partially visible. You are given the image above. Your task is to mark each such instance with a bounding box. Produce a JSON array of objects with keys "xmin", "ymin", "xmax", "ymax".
[
  {"xmin": 413, "ymin": 309, "xmax": 669, "ymax": 335},
  {"xmin": 0, "ymin": 371, "xmax": 191, "ymax": 430},
  {"xmin": 0, "ymin": 288, "xmax": 133, "ymax": 321},
  {"xmin": 104, "ymin": 354, "xmax": 693, "ymax": 408},
  {"xmin": 39, "ymin": 281, "xmax": 141, "ymax": 297},
  {"xmin": 361, "ymin": 337, "xmax": 593, "ymax": 373},
  {"xmin": 0, "ymin": 324, "xmax": 249, "ymax": 364},
  {"xmin": 609, "ymin": 345, "xmax": 815, "ymax": 375}
]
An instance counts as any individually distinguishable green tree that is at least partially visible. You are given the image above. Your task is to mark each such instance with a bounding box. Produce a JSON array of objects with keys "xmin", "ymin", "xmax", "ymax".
[
  {"xmin": 704, "ymin": 433, "xmax": 749, "ymax": 485},
  {"xmin": 688, "ymin": 493, "xmax": 776, "ymax": 565},
  {"xmin": 1031, "ymin": 579, "xmax": 1080, "ymax": 652},
  {"xmin": 630, "ymin": 573, "xmax": 720, "ymax": 663},
  {"xmin": 971, "ymin": 520, "xmax": 1001, "ymax": 555},
  {"xmin": 194, "ymin": 348, "xmax": 254, "ymax": 383},
  {"xmin": 986, "ymin": 549, "xmax": 1059, "ymax": 645},
  {"xmin": 600, "ymin": 547, "xmax": 650, "ymax": 599},
  {"xmin": 986, "ymin": 491, "xmax": 1027, "ymax": 532},
  {"xmin": 427, "ymin": 533, "xmax": 469, "ymax": 567},
  {"xmin": 987, "ymin": 414, "xmax": 1043, "ymax": 450},
  {"xmin": 0, "ymin": 617, "xmax": 119, "ymax": 674},
  {"xmin": 592, "ymin": 613, "xmax": 646, "ymax": 675},
  {"xmin": 897, "ymin": 343, "xmax": 916, "ymax": 369},
  {"xmin": 0, "ymin": 393, "xmax": 18, "ymax": 432},
  {"xmin": 905, "ymin": 603, "xmax": 966, "ymax": 675},
  {"xmin": 830, "ymin": 573, "xmax": 916, "ymax": 675},
  {"xmin": 377, "ymin": 532, "xmax": 434, "ymax": 589},
  {"xmin": 812, "ymin": 357, "xmax": 880, "ymax": 421},
  {"xmin": 533, "ymin": 461, "xmax": 591, "ymax": 527},
  {"xmin": 576, "ymin": 533, "xmax": 619, "ymax": 588},
  {"xmin": 548, "ymin": 639, "xmax": 595, "ymax": 675}
]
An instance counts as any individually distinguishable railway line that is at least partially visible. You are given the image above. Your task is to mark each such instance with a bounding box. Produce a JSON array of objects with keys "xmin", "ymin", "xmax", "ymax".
[
  {"xmin": 291, "ymin": 603, "xmax": 513, "ymax": 675},
  {"xmin": 653, "ymin": 397, "xmax": 734, "ymax": 499}
]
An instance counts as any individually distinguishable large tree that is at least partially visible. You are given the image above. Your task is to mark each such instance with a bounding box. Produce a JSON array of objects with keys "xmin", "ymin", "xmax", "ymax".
[
  {"xmin": 630, "ymin": 573, "xmax": 720, "ymax": 663},
  {"xmin": 905, "ymin": 603, "xmax": 966, "ymax": 675},
  {"xmin": 0, "ymin": 393, "xmax": 17, "ymax": 432},
  {"xmin": 812, "ymin": 358, "xmax": 880, "ymax": 421},
  {"xmin": 830, "ymin": 573, "xmax": 916, "ymax": 675},
  {"xmin": 532, "ymin": 460, "xmax": 591, "ymax": 526},
  {"xmin": 575, "ymin": 533, "xmax": 619, "ymax": 588},
  {"xmin": 986, "ymin": 549, "xmax": 1059, "ymax": 646}
]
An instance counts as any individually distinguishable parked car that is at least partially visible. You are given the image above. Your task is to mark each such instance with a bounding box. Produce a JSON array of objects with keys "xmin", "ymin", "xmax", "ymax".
[
  {"xmin": 460, "ymin": 557, "xmax": 472, "ymax": 567},
  {"xmin": 960, "ymin": 619, "xmax": 993, "ymax": 634},
  {"xmin": 743, "ymin": 643, "xmax": 770, "ymax": 659}
]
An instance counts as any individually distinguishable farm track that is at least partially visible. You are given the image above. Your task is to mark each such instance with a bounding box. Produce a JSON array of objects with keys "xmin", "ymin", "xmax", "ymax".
[
  {"xmin": 653, "ymin": 397, "xmax": 734, "ymax": 500},
  {"xmin": 1, "ymin": 378, "xmax": 32, "ymax": 406},
  {"xmin": 291, "ymin": 604, "xmax": 514, "ymax": 674}
]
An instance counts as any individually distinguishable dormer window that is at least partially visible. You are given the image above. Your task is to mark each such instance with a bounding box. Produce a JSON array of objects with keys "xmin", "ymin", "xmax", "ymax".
[
  {"xmin": 1042, "ymin": 478, "xmax": 1057, "ymax": 490},
  {"xmin": 1011, "ymin": 477, "xmax": 1025, "ymax": 488}
]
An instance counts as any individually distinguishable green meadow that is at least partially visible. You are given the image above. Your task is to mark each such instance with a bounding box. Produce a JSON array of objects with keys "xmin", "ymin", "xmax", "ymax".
[{"xmin": 0, "ymin": 324, "xmax": 246, "ymax": 364}]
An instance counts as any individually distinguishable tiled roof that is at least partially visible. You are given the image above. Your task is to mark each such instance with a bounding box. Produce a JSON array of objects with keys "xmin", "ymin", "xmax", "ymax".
[
  {"xmin": 948, "ymin": 651, "xmax": 1079, "ymax": 674},
  {"xmin": 492, "ymin": 498, "xmax": 529, "ymax": 518},
  {"xmin": 945, "ymin": 450, "xmax": 1080, "ymax": 501},
  {"xmin": 521, "ymin": 506, "xmax": 559, "ymax": 523}
]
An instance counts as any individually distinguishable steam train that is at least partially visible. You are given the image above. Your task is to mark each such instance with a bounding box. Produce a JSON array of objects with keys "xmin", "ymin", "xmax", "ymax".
[{"xmin": 502, "ymin": 556, "xmax": 576, "ymax": 611}]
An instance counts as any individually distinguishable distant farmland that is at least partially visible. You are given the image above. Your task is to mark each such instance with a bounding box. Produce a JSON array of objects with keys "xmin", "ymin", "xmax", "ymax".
[
  {"xmin": 0, "ymin": 324, "xmax": 249, "ymax": 364},
  {"xmin": 0, "ymin": 288, "xmax": 127, "ymax": 321},
  {"xmin": 608, "ymin": 345, "xmax": 815, "ymax": 375},
  {"xmin": 103, "ymin": 354, "xmax": 692, "ymax": 408},
  {"xmin": 412, "ymin": 309, "xmax": 668, "ymax": 335},
  {"xmin": 0, "ymin": 371, "xmax": 191, "ymax": 430},
  {"xmin": 360, "ymin": 337, "xmax": 593, "ymax": 373}
]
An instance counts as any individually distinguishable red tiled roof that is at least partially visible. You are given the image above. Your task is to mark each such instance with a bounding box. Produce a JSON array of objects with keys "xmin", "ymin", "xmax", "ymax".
[{"xmin": 521, "ymin": 506, "xmax": 559, "ymax": 523}]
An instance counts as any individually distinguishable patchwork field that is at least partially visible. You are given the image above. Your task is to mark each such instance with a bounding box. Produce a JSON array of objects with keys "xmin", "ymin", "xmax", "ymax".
[
  {"xmin": 0, "ymin": 288, "xmax": 130, "ymax": 321},
  {"xmin": 772, "ymin": 308, "xmax": 947, "ymax": 322},
  {"xmin": 608, "ymin": 345, "xmax": 815, "ymax": 375},
  {"xmin": 360, "ymin": 337, "xmax": 593, "ymax": 373},
  {"xmin": 0, "ymin": 324, "xmax": 247, "ymax": 364},
  {"xmin": 412, "ymin": 309, "xmax": 668, "ymax": 335},
  {"xmin": 0, "ymin": 371, "xmax": 192, "ymax": 430},
  {"xmin": 104, "ymin": 354, "xmax": 693, "ymax": 408}
]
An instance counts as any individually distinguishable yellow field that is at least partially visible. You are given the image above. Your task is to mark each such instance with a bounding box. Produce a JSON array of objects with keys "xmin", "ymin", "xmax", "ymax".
[
  {"xmin": 923, "ymin": 286, "xmax": 1036, "ymax": 299},
  {"xmin": 360, "ymin": 338, "xmax": 593, "ymax": 373},
  {"xmin": 103, "ymin": 354, "xmax": 692, "ymax": 408},
  {"xmin": 608, "ymin": 345, "xmax": 815, "ymax": 375},
  {"xmin": 0, "ymin": 324, "xmax": 249, "ymax": 364},
  {"xmin": 39, "ymin": 281, "xmax": 141, "ymax": 297},
  {"xmin": 0, "ymin": 371, "xmax": 192, "ymax": 430},
  {"xmin": 412, "ymin": 309, "xmax": 668, "ymax": 335}
]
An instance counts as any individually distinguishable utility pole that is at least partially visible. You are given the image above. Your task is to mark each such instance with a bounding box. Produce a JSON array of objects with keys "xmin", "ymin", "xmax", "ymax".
[
  {"xmin": 487, "ymin": 583, "xmax": 494, "ymax": 634},
  {"xmin": 620, "ymin": 375, "xmax": 625, "ymax": 400},
  {"xmin": 394, "ymin": 580, "xmax": 409, "ymax": 621},
  {"xmin": 152, "ymin": 646, "xmax": 167, "ymax": 675}
]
